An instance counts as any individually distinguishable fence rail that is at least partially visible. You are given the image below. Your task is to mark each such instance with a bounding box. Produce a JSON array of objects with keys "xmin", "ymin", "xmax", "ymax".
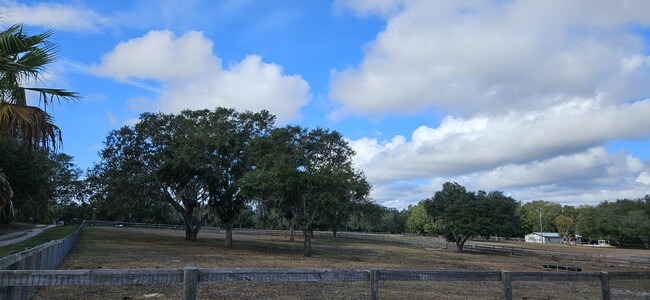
[
  {"xmin": 1, "ymin": 267, "xmax": 648, "ymax": 300},
  {"xmin": 0, "ymin": 222, "xmax": 83, "ymax": 299},
  {"xmin": 0, "ymin": 225, "xmax": 81, "ymax": 270}
]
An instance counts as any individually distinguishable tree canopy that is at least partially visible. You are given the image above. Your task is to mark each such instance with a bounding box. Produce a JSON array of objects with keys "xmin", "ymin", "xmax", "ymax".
[
  {"xmin": 424, "ymin": 182, "xmax": 520, "ymax": 251},
  {"xmin": 243, "ymin": 126, "xmax": 370, "ymax": 257}
]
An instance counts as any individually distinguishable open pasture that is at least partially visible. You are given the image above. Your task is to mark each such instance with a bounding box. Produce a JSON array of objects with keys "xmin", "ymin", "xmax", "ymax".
[{"xmin": 33, "ymin": 227, "xmax": 650, "ymax": 299}]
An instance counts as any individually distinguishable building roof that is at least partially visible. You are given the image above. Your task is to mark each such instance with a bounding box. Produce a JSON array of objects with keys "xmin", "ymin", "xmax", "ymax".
[{"xmin": 529, "ymin": 232, "xmax": 560, "ymax": 238}]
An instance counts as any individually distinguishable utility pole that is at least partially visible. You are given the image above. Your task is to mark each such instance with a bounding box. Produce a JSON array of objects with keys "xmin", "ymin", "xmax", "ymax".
[{"xmin": 537, "ymin": 208, "xmax": 544, "ymax": 244}]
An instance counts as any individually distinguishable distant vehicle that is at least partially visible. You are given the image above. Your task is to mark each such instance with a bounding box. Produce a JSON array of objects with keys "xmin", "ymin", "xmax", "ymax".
[
  {"xmin": 584, "ymin": 240, "xmax": 612, "ymax": 247},
  {"xmin": 114, "ymin": 223, "xmax": 125, "ymax": 228}
]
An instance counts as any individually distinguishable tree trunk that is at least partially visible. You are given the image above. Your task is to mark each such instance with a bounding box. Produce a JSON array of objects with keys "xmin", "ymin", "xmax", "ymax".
[
  {"xmin": 303, "ymin": 228, "xmax": 312, "ymax": 257},
  {"xmin": 332, "ymin": 228, "xmax": 338, "ymax": 238},
  {"xmin": 184, "ymin": 222, "xmax": 202, "ymax": 241},
  {"xmin": 289, "ymin": 218, "xmax": 295, "ymax": 242},
  {"xmin": 185, "ymin": 225, "xmax": 196, "ymax": 241},
  {"xmin": 225, "ymin": 223, "xmax": 234, "ymax": 248},
  {"xmin": 455, "ymin": 237, "xmax": 469, "ymax": 252}
]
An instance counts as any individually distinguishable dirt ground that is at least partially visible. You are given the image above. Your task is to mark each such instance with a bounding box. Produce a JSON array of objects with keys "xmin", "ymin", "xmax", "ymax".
[{"xmin": 32, "ymin": 227, "xmax": 650, "ymax": 299}]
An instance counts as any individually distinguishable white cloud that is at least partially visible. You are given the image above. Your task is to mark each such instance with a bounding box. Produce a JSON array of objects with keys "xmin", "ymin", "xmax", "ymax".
[
  {"xmin": 637, "ymin": 172, "xmax": 650, "ymax": 185},
  {"xmin": 92, "ymin": 30, "xmax": 311, "ymax": 122},
  {"xmin": 159, "ymin": 55, "xmax": 309, "ymax": 121},
  {"xmin": 367, "ymin": 147, "xmax": 649, "ymax": 209},
  {"xmin": 477, "ymin": 148, "xmax": 645, "ymax": 189},
  {"xmin": 0, "ymin": 1, "xmax": 109, "ymax": 32},
  {"xmin": 91, "ymin": 30, "xmax": 220, "ymax": 82},
  {"xmin": 335, "ymin": 1, "xmax": 650, "ymax": 208},
  {"xmin": 351, "ymin": 98, "xmax": 650, "ymax": 183},
  {"xmin": 330, "ymin": 0, "xmax": 650, "ymax": 116}
]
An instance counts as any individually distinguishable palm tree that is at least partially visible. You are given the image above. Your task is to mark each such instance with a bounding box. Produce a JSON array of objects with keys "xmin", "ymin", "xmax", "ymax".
[
  {"xmin": 0, "ymin": 23, "xmax": 80, "ymax": 221},
  {"xmin": 0, "ymin": 169, "xmax": 13, "ymax": 222}
]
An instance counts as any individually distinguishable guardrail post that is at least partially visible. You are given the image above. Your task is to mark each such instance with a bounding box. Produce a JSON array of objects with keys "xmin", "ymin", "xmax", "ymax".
[
  {"xmin": 501, "ymin": 270, "xmax": 512, "ymax": 300},
  {"xmin": 600, "ymin": 271, "xmax": 610, "ymax": 300},
  {"xmin": 370, "ymin": 269, "xmax": 378, "ymax": 300},
  {"xmin": 184, "ymin": 266, "xmax": 199, "ymax": 300}
]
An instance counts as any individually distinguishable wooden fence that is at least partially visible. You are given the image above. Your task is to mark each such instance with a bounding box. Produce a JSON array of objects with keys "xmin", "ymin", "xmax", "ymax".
[
  {"xmin": 0, "ymin": 222, "xmax": 85, "ymax": 299},
  {"xmin": 1, "ymin": 267, "xmax": 648, "ymax": 300}
]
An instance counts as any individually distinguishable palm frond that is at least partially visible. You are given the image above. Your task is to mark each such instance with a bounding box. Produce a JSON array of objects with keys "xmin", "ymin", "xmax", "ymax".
[
  {"xmin": 0, "ymin": 102, "xmax": 62, "ymax": 151},
  {"xmin": 27, "ymin": 87, "xmax": 80, "ymax": 109},
  {"xmin": 0, "ymin": 168, "xmax": 14, "ymax": 222},
  {"xmin": 0, "ymin": 24, "xmax": 55, "ymax": 80}
]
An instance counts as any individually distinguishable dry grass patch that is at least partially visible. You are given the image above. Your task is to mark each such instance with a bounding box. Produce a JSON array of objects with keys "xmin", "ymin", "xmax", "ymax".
[{"xmin": 32, "ymin": 227, "xmax": 650, "ymax": 299}]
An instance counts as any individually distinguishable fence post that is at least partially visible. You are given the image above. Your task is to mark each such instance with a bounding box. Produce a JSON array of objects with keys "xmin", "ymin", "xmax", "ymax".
[
  {"xmin": 184, "ymin": 266, "xmax": 199, "ymax": 300},
  {"xmin": 600, "ymin": 271, "xmax": 611, "ymax": 300},
  {"xmin": 501, "ymin": 270, "xmax": 512, "ymax": 300},
  {"xmin": 370, "ymin": 269, "xmax": 378, "ymax": 300}
]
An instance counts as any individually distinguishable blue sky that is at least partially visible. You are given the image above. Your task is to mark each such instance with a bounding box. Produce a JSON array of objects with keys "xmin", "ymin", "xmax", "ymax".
[{"xmin": 4, "ymin": 0, "xmax": 650, "ymax": 209}]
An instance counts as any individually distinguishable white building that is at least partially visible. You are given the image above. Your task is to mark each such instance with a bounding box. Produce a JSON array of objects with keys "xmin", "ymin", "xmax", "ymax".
[{"xmin": 525, "ymin": 232, "xmax": 564, "ymax": 244}]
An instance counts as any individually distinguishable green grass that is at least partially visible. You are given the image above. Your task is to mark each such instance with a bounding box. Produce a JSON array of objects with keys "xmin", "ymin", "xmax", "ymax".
[{"xmin": 0, "ymin": 226, "xmax": 79, "ymax": 257}]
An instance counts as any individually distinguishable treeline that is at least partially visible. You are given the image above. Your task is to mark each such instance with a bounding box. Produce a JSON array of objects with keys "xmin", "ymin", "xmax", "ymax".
[
  {"xmin": 1, "ymin": 108, "xmax": 648, "ymax": 253},
  {"xmin": 406, "ymin": 182, "xmax": 650, "ymax": 250}
]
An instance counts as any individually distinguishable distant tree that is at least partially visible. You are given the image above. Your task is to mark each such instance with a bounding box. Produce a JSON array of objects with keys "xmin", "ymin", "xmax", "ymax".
[
  {"xmin": 318, "ymin": 170, "xmax": 370, "ymax": 238},
  {"xmin": 405, "ymin": 201, "xmax": 433, "ymax": 235},
  {"xmin": 88, "ymin": 125, "xmax": 182, "ymax": 231},
  {"xmin": 424, "ymin": 182, "xmax": 520, "ymax": 251},
  {"xmin": 244, "ymin": 126, "xmax": 368, "ymax": 257},
  {"xmin": 0, "ymin": 139, "xmax": 53, "ymax": 223},
  {"xmin": 47, "ymin": 153, "xmax": 87, "ymax": 222},
  {"xmin": 425, "ymin": 182, "xmax": 484, "ymax": 251},
  {"xmin": 344, "ymin": 203, "xmax": 407, "ymax": 233},
  {"xmin": 49, "ymin": 154, "xmax": 84, "ymax": 206},
  {"xmin": 554, "ymin": 215, "xmax": 576, "ymax": 243},
  {"xmin": 518, "ymin": 200, "xmax": 562, "ymax": 234},
  {"xmin": 577, "ymin": 199, "xmax": 650, "ymax": 246},
  {"xmin": 478, "ymin": 191, "xmax": 521, "ymax": 237}
]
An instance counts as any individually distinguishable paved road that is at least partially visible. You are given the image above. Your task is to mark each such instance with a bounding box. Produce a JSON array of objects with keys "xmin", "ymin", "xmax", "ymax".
[{"xmin": 0, "ymin": 225, "xmax": 56, "ymax": 247}]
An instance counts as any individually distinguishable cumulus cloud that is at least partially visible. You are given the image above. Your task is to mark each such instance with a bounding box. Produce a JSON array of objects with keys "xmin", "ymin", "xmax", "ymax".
[
  {"xmin": 335, "ymin": 1, "xmax": 650, "ymax": 207},
  {"xmin": 92, "ymin": 30, "xmax": 220, "ymax": 82},
  {"xmin": 0, "ymin": 0, "xmax": 109, "ymax": 32},
  {"xmin": 350, "ymin": 98, "xmax": 650, "ymax": 183},
  {"xmin": 91, "ymin": 30, "xmax": 311, "ymax": 121},
  {"xmin": 367, "ymin": 147, "xmax": 649, "ymax": 209},
  {"xmin": 477, "ymin": 148, "xmax": 645, "ymax": 189},
  {"xmin": 330, "ymin": 0, "xmax": 650, "ymax": 116}
]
